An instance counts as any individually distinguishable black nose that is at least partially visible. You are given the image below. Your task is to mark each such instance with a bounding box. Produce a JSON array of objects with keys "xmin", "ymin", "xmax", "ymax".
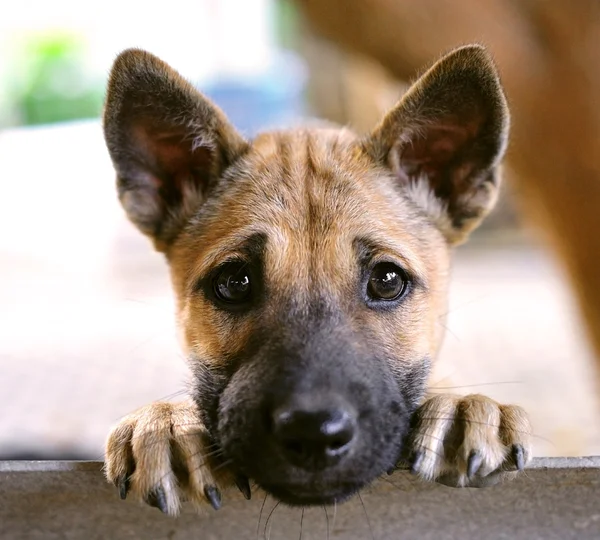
[{"xmin": 271, "ymin": 404, "xmax": 357, "ymax": 470}]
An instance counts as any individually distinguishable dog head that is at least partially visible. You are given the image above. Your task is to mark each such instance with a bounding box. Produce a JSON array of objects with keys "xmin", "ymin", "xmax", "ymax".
[{"xmin": 103, "ymin": 45, "xmax": 508, "ymax": 506}]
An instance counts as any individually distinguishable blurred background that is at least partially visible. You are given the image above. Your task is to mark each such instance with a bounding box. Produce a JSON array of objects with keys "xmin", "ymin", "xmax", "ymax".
[{"xmin": 1, "ymin": 0, "xmax": 599, "ymax": 460}]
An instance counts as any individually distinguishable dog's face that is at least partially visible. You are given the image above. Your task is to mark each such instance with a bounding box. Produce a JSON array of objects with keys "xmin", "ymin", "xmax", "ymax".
[{"xmin": 103, "ymin": 45, "xmax": 508, "ymax": 505}]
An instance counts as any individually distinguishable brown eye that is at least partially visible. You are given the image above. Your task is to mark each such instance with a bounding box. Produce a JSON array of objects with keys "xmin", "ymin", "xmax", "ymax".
[
  {"xmin": 367, "ymin": 263, "xmax": 409, "ymax": 301},
  {"xmin": 214, "ymin": 263, "xmax": 252, "ymax": 304}
]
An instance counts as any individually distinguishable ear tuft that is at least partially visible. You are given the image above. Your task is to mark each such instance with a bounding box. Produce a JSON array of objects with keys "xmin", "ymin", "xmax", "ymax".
[
  {"xmin": 103, "ymin": 48, "xmax": 247, "ymax": 251},
  {"xmin": 365, "ymin": 44, "xmax": 509, "ymax": 244}
]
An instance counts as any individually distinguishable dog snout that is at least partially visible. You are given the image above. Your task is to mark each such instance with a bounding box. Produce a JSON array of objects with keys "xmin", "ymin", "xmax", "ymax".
[{"xmin": 271, "ymin": 401, "xmax": 357, "ymax": 470}]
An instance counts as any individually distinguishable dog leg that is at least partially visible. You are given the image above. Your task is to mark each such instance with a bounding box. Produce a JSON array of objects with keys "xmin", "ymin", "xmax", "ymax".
[
  {"xmin": 405, "ymin": 394, "xmax": 532, "ymax": 487},
  {"xmin": 104, "ymin": 400, "xmax": 239, "ymax": 516}
]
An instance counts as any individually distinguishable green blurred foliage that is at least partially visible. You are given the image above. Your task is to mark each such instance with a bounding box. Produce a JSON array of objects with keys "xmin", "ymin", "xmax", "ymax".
[
  {"xmin": 274, "ymin": 0, "xmax": 301, "ymax": 50},
  {"xmin": 6, "ymin": 32, "xmax": 104, "ymax": 127}
]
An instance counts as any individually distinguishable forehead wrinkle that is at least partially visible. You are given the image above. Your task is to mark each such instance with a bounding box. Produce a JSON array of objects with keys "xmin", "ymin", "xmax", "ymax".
[
  {"xmin": 267, "ymin": 234, "xmax": 312, "ymax": 301},
  {"xmin": 264, "ymin": 226, "xmax": 293, "ymax": 275}
]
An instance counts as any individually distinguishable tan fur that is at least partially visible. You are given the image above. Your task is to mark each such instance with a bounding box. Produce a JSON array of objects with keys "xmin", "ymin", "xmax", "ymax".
[{"xmin": 103, "ymin": 46, "xmax": 533, "ymax": 515}]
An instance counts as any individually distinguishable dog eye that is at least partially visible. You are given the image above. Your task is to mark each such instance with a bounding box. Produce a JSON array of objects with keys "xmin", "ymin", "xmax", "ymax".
[
  {"xmin": 367, "ymin": 262, "xmax": 409, "ymax": 301},
  {"xmin": 213, "ymin": 263, "xmax": 252, "ymax": 304}
]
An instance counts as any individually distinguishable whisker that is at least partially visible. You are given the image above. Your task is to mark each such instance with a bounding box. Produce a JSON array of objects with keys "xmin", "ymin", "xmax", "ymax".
[
  {"xmin": 155, "ymin": 389, "xmax": 190, "ymax": 402},
  {"xmin": 134, "ymin": 432, "xmax": 219, "ymax": 453},
  {"xmin": 154, "ymin": 452, "xmax": 225, "ymax": 486},
  {"xmin": 263, "ymin": 500, "xmax": 281, "ymax": 540},
  {"xmin": 423, "ymin": 375, "xmax": 457, "ymax": 391},
  {"xmin": 212, "ymin": 459, "xmax": 233, "ymax": 473},
  {"xmin": 298, "ymin": 508, "xmax": 305, "ymax": 540},
  {"xmin": 332, "ymin": 501, "xmax": 338, "ymax": 534},
  {"xmin": 408, "ymin": 444, "xmax": 447, "ymax": 462},
  {"xmin": 256, "ymin": 493, "xmax": 268, "ymax": 539},
  {"xmin": 108, "ymin": 412, "xmax": 208, "ymax": 431},
  {"xmin": 357, "ymin": 492, "xmax": 375, "ymax": 540},
  {"xmin": 413, "ymin": 415, "xmax": 549, "ymax": 443},
  {"xmin": 132, "ymin": 440, "xmax": 223, "ymax": 487},
  {"xmin": 436, "ymin": 319, "xmax": 460, "ymax": 342},
  {"xmin": 381, "ymin": 475, "xmax": 413, "ymax": 493},
  {"xmin": 521, "ymin": 469, "xmax": 534, "ymax": 482},
  {"xmin": 323, "ymin": 505, "xmax": 330, "ymax": 540}
]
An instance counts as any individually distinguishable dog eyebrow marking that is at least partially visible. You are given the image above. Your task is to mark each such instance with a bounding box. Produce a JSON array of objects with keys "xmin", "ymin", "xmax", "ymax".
[
  {"xmin": 187, "ymin": 232, "xmax": 267, "ymax": 292},
  {"xmin": 353, "ymin": 236, "xmax": 428, "ymax": 289}
]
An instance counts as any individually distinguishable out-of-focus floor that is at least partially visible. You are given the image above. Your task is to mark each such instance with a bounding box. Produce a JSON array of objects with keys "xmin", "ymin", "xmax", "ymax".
[{"xmin": 1, "ymin": 121, "xmax": 599, "ymax": 459}]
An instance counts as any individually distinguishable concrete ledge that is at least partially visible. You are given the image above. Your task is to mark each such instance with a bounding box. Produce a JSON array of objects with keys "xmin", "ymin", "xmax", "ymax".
[{"xmin": 1, "ymin": 458, "xmax": 600, "ymax": 539}]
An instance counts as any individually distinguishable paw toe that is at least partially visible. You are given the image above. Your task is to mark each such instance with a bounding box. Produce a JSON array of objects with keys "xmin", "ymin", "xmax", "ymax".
[
  {"xmin": 117, "ymin": 474, "xmax": 130, "ymax": 500},
  {"xmin": 203, "ymin": 485, "xmax": 222, "ymax": 511},
  {"xmin": 467, "ymin": 450, "xmax": 484, "ymax": 479},
  {"xmin": 234, "ymin": 474, "xmax": 252, "ymax": 500},
  {"xmin": 405, "ymin": 394, "xmax": 533, "ymax": 488},
  {"xmin": 145, "ymin": 486, "xmax": 171, "ymax": 514}
]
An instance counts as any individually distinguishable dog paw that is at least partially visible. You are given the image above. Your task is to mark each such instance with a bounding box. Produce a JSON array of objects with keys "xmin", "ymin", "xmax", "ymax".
[
  {"xmin": 104, "ymin": 400, "xmax": 247, "ymax": 516},
  {"xmin": 405, "ymin": 393, "xmax": 532, "ymax": 488}
]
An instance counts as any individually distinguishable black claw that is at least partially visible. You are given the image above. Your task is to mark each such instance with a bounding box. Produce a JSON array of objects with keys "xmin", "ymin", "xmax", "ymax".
[
  {"xmin": 410, "ymin": 451, "xmax": 424, "ymax": 475},
  {"xmin": 386, "ymin": 466, "xmax": 396, "ymax": 476},
  {"xmin": 467, "ymin": 451, "xmax": 483, "ymax": 479},
  {"xmin": 235, "ymin": 475, "xmax": 252, "ymax": 500},
  {"xmin": 204, "ymin": 485, "xmax": 222, "ymax": 510},
  {"xmin": 117, "ymin": 475, "xmax": 130, "ymax": 500},
  {"xmin": 512, "ymin": 445, "xmax": 525, "ymax": 471},
  {"xmin": 146, "ymin": 486, "xmax": 169, "ymax": 514}
]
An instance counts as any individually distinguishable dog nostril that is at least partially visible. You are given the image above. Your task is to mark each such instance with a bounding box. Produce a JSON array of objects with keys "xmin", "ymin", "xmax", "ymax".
[
  {"xmin": 328, "ymin": 437, "xmax": 347, "ymax": 451},
  {"xmin": 272, "ymin": 407, "xmax": 357, "ymax": 469}
]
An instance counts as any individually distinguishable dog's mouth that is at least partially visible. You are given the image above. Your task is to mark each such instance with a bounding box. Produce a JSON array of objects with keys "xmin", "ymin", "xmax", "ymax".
[
  {"xmin": 220, "ymin": 428, "xmax": 403, "ymax": 507},
  {"xmin": 200, "ymin": 348, "xmax": 421, "ymax": 508},
  {"xmin": 212, "ymin": 391, "xmax": 411, "ymax": 507},
  {"xmin": 216, "ymin": 401, "xmax": 406, "ymax": 508}
]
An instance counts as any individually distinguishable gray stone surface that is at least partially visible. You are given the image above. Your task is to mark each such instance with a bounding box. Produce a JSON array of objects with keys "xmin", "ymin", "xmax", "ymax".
[{"xmin": 1, "ymin": 459, "xmax": 600, "ymax": 540}]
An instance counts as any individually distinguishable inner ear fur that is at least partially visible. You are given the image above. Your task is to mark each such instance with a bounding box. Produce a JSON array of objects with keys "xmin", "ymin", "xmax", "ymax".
[
  {"xmin": 365, "ymin": 44, "xmax": 510, "ymax": 245},
  {"xmin": 103, "ymin": 48, "xmax": 248, "ymax": 252}
]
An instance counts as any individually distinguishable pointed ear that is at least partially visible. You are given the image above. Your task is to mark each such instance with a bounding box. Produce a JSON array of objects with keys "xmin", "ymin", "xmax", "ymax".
[
  {"xmin": 364, "ymin": 45, "xmax": 510, "ymax": 245},
  {"xmin": 103, "ymin": 48, "xmax": 248, "ymax": 252}
]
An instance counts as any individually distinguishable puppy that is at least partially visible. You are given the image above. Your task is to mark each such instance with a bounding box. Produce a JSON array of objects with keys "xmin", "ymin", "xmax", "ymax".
[{"xmin": 102, "ymin": 45, "xmax": 532, "ymax": 516}]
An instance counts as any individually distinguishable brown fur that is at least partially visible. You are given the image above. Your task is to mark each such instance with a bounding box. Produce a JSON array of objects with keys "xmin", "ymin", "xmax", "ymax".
[{"xmin": 103, "ymin": 46, "xmax": 532, "ymax": 515}]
